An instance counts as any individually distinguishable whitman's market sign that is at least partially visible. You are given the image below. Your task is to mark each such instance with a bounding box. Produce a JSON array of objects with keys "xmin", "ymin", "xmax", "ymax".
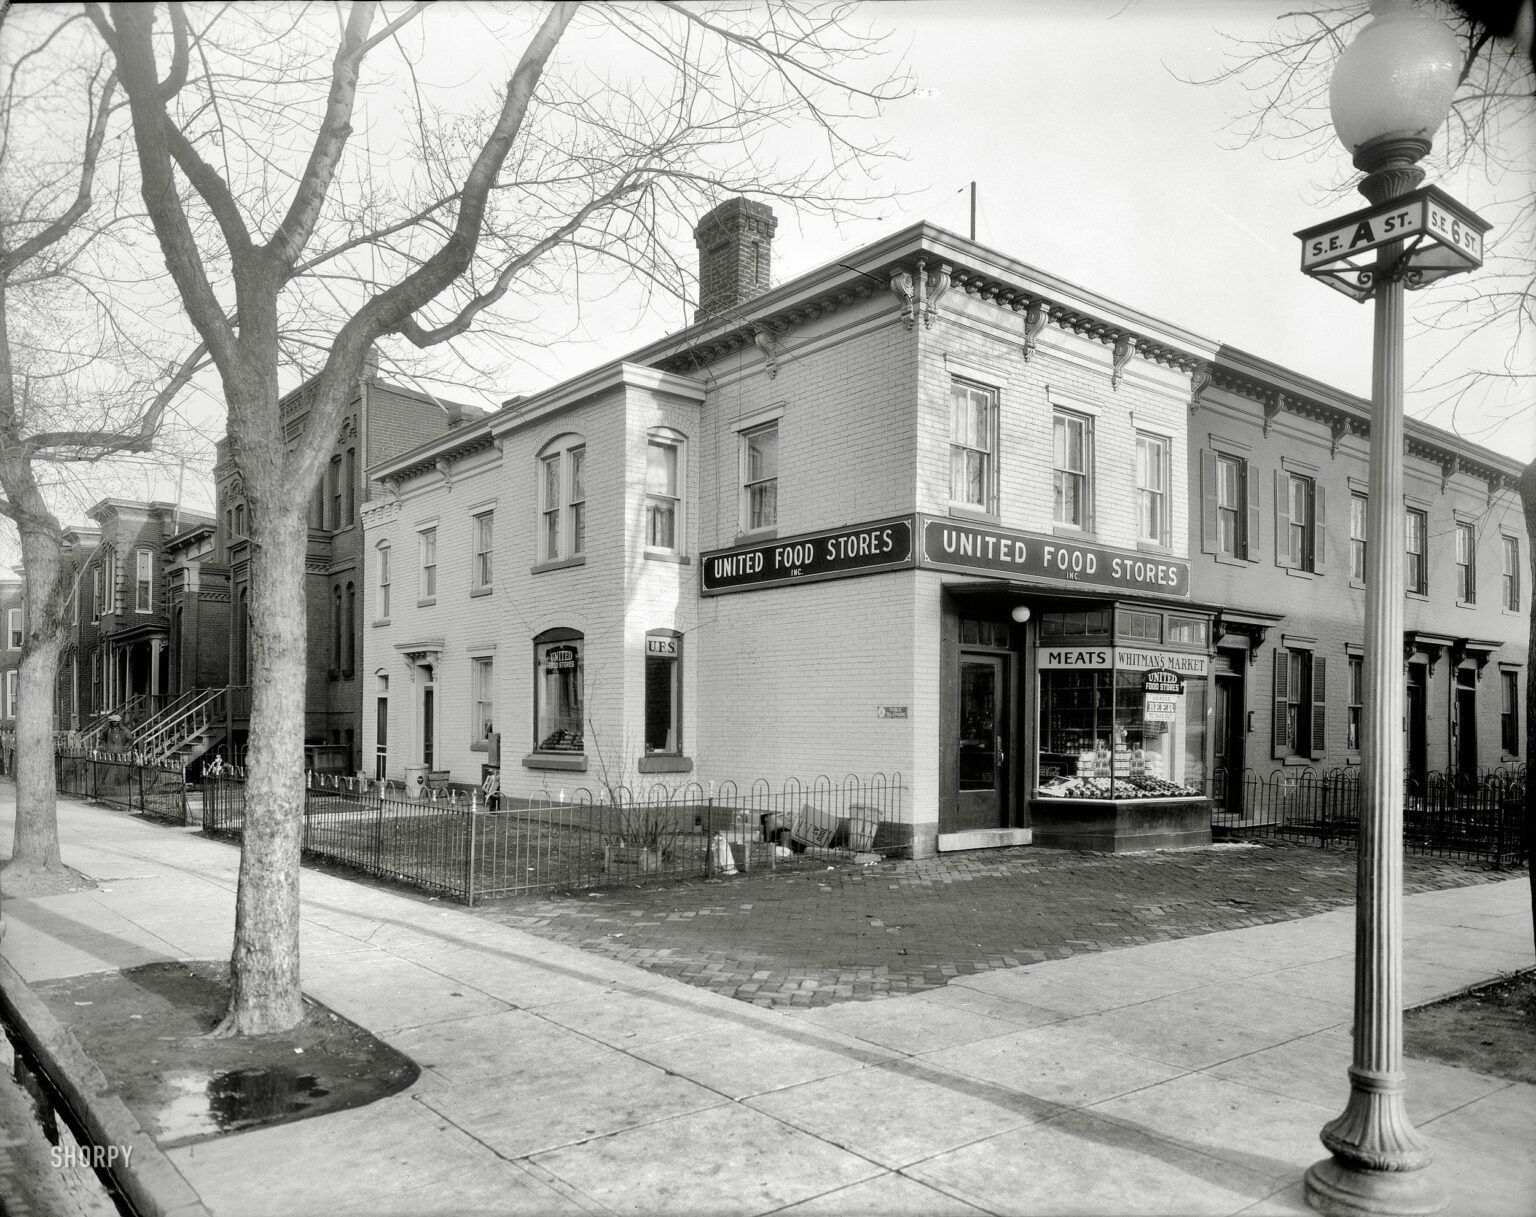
[
  {"xmin": 920, "ymin": 517, "xmax": 1190, "ymax": 597},
  {"xmin": 701, "ymin": 516, "xmax": 915, "ymax": 595}
]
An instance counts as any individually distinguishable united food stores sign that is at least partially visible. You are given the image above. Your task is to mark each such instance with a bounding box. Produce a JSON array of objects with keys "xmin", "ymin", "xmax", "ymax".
[
  {"xmin": 701, "ymin": 516, "xmax": 915, "ymax": 595},
  {"xmin": 702, "ymin": 514, "xmax": 1193, "ymax": 597},
  {"xmin": 920, "ymin": 517, "xmax": 1190, "ymax": 597}
]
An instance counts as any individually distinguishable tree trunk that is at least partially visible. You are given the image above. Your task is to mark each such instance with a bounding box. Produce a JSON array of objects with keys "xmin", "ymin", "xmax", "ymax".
[
  {"xmin": 213, "ymin": 491, "xmax": 309, "ymax": 1035},
  {"xmin": 2, "ymin": 506, "xmax": 86, "ymax": 895},
  {"xmin": 1520, "ymin": 458, "xmax": 1535, "ymax": 958}
]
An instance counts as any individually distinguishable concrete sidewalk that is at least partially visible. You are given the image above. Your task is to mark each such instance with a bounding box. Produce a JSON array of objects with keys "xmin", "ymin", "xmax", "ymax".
[{"xmin": 1, "ymin": 791, "xmax": 1531, "ymax": 1217}]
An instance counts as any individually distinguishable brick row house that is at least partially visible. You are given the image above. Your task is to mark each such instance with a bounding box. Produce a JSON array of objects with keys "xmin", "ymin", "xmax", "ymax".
[
  {"xmin": 359, "ymin": 200, "xmax": 1528, "ymax": 858},
  {"xmin": 1, "ymin": 569, "xmax": 23, "ymax": 761}
]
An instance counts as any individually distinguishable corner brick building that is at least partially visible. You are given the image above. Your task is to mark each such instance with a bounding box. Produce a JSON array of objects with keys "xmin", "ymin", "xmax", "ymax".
[{"xmin": 360, "ymin": 201, "xmax": 1524, "ymax": 857}]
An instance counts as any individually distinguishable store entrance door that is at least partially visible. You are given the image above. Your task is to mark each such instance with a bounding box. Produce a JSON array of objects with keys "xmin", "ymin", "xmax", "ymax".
[
  {"xmin": 947, "ymin": 653, "xmax": 1009, "ymax": 832},
  {"xmin": 1214, "ymin": 668, "xmax": 1245, "ymax": 816}
]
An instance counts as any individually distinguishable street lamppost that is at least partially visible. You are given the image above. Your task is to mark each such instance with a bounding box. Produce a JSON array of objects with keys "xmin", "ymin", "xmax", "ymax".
[{"xmin": 1295, "ymin": 3, "xmax": 1490, "ymax": 1215}]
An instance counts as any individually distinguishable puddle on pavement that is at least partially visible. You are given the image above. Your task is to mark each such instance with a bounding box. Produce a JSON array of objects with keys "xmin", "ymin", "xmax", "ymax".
[{"xmin": 159, "ymin": 1067, "xmax": 333, "ymax": 1144}]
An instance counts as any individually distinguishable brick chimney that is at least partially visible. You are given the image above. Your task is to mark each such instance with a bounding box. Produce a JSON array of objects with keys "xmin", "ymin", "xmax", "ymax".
[{"xmin": 693, "ymin": 198, "xmax": 777, "ymax": 323}]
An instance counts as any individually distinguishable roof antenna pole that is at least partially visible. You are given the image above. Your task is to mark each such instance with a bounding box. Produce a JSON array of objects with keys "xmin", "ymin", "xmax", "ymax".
[{"xmin": 970, "ymin": 181, "xmax": 976, "ymax": 242}]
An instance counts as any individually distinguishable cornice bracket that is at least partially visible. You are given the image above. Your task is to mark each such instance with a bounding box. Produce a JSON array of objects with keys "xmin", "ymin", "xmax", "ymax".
[
  {"xmin": 1440, "ymin": 456, "xmax": 1458, "ymax": 494},
  {"xmin": 889, "ymin": 268, "xmax": 916, "ymax": 330},
  {"xmin": 924, "ymin": 263, "xmax": 951, "ymax": 328},
  {"xmin": 1021, "ymin": 299, "xmax": 1048, "ymax": 363},
  {"xmin": 753, "ymin": 324, "xmax": 781, "ymax": 379},
  {"xmin": 434, "ymin": 457, "xmax": 453, "ymax": 491},
  {"xmin": 1330, "ymin": 418, "xmax": 1349, "ymax": 459},
  {"xmin": 1262, "ymin": 394, "xmax": 1284, "ymax": 438},
  {"xmin": 1187, "ymin": 361, "xmax": 1211, "ymax": 415},
  {"xmin": 1110, "ymin": 332, "xmax": 1134, "ymax": 391}
]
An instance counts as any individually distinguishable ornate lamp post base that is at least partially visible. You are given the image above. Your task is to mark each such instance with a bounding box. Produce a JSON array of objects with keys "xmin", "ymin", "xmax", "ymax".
[{"xmin": 1305, "ymin": 1158, "xmax": 1447, "ymax": 1217}]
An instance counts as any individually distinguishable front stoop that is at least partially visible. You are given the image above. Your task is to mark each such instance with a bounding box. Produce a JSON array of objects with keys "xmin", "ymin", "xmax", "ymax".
[{"xmin": 936, "ymin": 827, "xmax": 1033, "ymax": 852}]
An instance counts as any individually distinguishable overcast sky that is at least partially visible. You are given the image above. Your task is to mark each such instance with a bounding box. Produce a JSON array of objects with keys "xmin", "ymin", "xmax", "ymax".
[
  {"xmin": 3, "ymin": 0, "xmax": 1531, "ymax": 571},
  {"xmin": 451, "ymin": 0, "xmax": 1534, "ymax": 461}
]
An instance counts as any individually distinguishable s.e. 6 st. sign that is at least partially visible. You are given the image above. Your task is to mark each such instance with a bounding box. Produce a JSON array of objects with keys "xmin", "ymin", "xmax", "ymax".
[{"xmin": 1296, "ymin": 184, "xmax": 1489, "ymax": 303}]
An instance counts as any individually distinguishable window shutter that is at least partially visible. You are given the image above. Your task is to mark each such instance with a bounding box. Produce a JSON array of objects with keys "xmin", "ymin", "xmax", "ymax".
[
  {"xmin": 1312, "ymin": 484, "xmax": 1327, "ymax": 572},
  {"xmin": 1245, "ymin": 463, "xmax": 1261, "ymax": 562},
  {"xmin": 1200, "ymin": 451, "xmax": 1218, "ymax": 554},
  {"xmin": 1275, "ymin": 471, "xmax": 1292, "ymax": 568},
  {"xmin": 1310, "ymin": 656, "xmax": 1327, "ymax": 758},
  {"xmin": 1272, "ymin": 649, "xmax": 1289, "ymax": 758}
]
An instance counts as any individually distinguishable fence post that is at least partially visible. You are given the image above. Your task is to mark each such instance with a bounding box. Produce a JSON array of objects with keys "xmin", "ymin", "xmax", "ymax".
[
  {"xmin": 464, "ymin": 802, "xmax": 478, "ymax": 906},
  {"xmin": 373, "ymin": 790, "xmax": 384, "ymax": 875}
]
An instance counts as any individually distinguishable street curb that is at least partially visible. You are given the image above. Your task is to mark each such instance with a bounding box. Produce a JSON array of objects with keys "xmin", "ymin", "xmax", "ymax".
[{"xmin": 0, "ymin": 954, "xmax": 211, "ymax": 1217}]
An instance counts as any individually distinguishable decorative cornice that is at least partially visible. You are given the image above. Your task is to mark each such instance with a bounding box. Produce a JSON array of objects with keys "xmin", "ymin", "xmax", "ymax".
[
  {"xmin": 1021, "ymin": 299, "xmax": 1048, "ymax": 362},
  {"xmin": 1187, "ymin": 361, "xmax": 1212, "ymax": 414},
  {"xmin": 1110, "ymin": 333, "xmax": 1134, "ymax": 391}
]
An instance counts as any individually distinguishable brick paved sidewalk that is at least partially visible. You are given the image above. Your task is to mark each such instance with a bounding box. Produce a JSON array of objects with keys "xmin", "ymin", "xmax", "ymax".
[{"xmin": 475, "ymin": 841, "xmax": 1519, "ymax": 1007}]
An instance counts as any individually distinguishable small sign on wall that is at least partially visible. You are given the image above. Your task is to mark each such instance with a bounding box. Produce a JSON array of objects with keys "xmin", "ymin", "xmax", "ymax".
[{"xmin": 877, "ymin": 706, "xmax": 909, "ymax": 719}]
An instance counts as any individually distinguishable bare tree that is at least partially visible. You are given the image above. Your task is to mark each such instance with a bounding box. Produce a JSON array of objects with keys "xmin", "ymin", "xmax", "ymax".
[
  {"xmin": 1188, "ymin": 0, "xmax": 1535, "ymax": 945},
  {"xmin": 0, "ymin": 10, "xmax": 203, "ymax": 898},
  {"xmin": 82, "ymin": 0, "xmax": 907, "ymax": 1034}
]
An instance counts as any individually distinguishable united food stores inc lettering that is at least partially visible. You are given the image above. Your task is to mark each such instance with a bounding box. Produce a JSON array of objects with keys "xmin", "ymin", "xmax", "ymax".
[
  {"xmin": 919, "ymin": 517, "xmax": 1191, "ymax": 597},
  {"xmin": 701, "ymin": 516, "xmax": 916, "ymax": 594}
]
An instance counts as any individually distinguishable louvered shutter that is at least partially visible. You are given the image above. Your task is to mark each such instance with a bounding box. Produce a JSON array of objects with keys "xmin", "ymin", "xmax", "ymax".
[
  {"xmin": 1275, "ymin": 471, "xmax": 1293, "ymax": 568},
  {"xmin": 1201, "ymin": 451, "xmax": 1218, "ymax": 554},
  {"xmin": 1245, "ymin": 463, "xmax": 1261, "ymax": 562},
  {"xmin": 1312, "ymin": 484, "xmax": 1327, "ymax": 572},
  {"xmin": 1310, "ymin": 656, "xmax": 1327, "ymax": 758},
  {"xmin": 1273, "ymin": 649, "xmax": 1290, "ymax": 757}
]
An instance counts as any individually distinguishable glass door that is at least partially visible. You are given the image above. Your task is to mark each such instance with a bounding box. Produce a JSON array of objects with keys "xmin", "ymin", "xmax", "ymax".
[{"xmin": 948, "ymin": 654, "xmax": 1008, "ymax": 832}]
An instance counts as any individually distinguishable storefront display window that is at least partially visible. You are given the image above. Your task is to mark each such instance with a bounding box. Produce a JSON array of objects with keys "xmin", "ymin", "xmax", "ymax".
[{"xmin": 1036, "ymin": 608, "xmax": 1209, "ymax": 800}]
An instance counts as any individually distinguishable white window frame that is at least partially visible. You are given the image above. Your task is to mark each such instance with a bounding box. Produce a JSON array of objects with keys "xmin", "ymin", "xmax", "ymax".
[
  {"xmin": 6, "ymin": 608, "xmax": 20, "ymax": 650},
  {"xmin": 1052, "ymin": 408, "xmax": 1093, "ymax": 530},
  {"xmin": 103, "ymin": 550, "xmax": 117, "ymax": 615},
  {"xmin": 645, "ymin": 430, "xmax": 684, "ymax": 553},
  {"xmin": 532, "ymin": 630, "xmax": 584, "ymax": 755},
  {"xmin": 644, "ymin": 631, "xmax": 683, "ymax": 756},
  {"xmin": 472, "ymin": 511, "xmax": 494, "ymax": 591},
  {"xmin": 135, "ymin": 549, "xmax": 153, "ymax": 613},
  {"xmin": 1215, "ymin": 453, "xmax": 1245, "ymax": 558},
  {"xmin": 1455, "ymin": 519, "xmax": 1476, "ymax": 603},
  {"xmin": 538, "ymin": 436, "xmax": 587, "ymax": 564},
  {"xmin": 1405, "ymin": 507, "xmax": 1428, "ymax": 596},
  {"xmin": 419, "ymin": 526, "xmax": 438, "ymax": 602},
  {"xmin": 739, "ymin": 420, "xmax": 779, "ymax": 534},
  {"xmin": 1502, "ymin": 534, "xmax": 1521, "ymax": 611},
  {"xmin": 3, "ymin": 669, "xmax": 15, "ymax": 719},
  {"xmin": 376, "ymin": 543, "xmax": 391, "ymax": 621},
  {"xmin": 948, "ymin": 378, "xmax": 998, "ymax": 513},
  {"xmin": 471, "ymin": 654, "xmax": 496, "ymax": 747},
  {"xmin": 1134, "ymin": 431, "xmax": 1169, "ymax": 545},
  {"xmin": 1285, "ymin": 473, "xmax": 1316, "ymax": 572},
  {"xmin": 1350, "ymin": 492, "xmax": 1368, "ymax": 583}
]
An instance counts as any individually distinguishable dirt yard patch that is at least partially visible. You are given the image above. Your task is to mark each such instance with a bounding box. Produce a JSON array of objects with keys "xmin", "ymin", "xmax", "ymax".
[
  {"xmin": 35, "ymin": 960, "xmax": 417, "ymax": 1147},
  {"xmin": 1405, "ymin": 968, "xmax": 1536, "ymax": 1084}
]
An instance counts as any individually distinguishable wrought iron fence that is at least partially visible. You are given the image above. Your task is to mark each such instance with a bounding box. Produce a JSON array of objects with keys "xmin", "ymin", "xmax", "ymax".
[
  {"xmin": 54, "ymin": 749, "xmax": 189, "ymax": 823},
  {"xmin": 200, "ymin": 770, "xmax": 910, "ymax": 905},
  {"xmin": 1210, "ymin": 765, "xmax": 1526, "ymax": 868}
]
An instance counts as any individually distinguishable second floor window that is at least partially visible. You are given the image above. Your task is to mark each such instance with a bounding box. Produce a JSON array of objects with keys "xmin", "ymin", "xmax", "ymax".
[
  {"xmin": 1455, "ymin": 521, "xmax": 1476, "ymax": 603},
  {"xmin": 1053, "ymin": 409, "xmax": 1092, "ymax": 529},
  {"xmin": 473, "ymin": 512, "xmax": 494, "ymax": 590},
  {"xmin": 419, "ymin": 527, "xmax": 437, "ymax": 600},
  {"xmin": 539, "ymin": 438, "xmax": 586, "ymax": 562},
  {"xmin": 646, "ymin": 434, "xmax": 682, "ymax": 551},
  {"xmin": 1135, "ymin": 432, "xmax": 1168, "ymax": 545},
  {"xmin": 1278, "ymin": 472, "xmax": 1321, "ymax": 572},
  {"xmin": 135, "ymin": 550, "xmax": 153, "ymax": 613},
  {"xmin": 377, "ymin": 545, "xmax": 391, "ymax": 619},
  {"xmin": 949, "ymin": 379, "xmax": 996, "ymax": 510},
  {"xmin": 1350, "ymin": 493, "xmax": 1368, "ymax": 582},
  {"xmin": 92, "ymin": 569, "xmax": 101, "ymax": 622},
  {"xmin": 1503, "ymin": 535, "xmax": 1521, "ymax": 611},
  {"xmin": 1405, "ymin": 508, "xmax": 1428, "ymax": 595},
  {"xmin": 1203, "ymin": 452, "xmax": 1252, "ymax": 559},
  {"xmin": 6, "ymin": 608, "xmax": 20, "ymax": 650},
  {"xmin": 741, "ymin": 422, "xmax": 778, "ymax": 532}
]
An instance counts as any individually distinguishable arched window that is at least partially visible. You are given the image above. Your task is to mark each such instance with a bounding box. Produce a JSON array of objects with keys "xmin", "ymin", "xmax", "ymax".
[
  {"xmin": 536, "ymin": 435, "xmax": 586, "ymax": 564},
  {"xmin": 532, "ymin": 628, "xmax": 583, "ymax": 754}
]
